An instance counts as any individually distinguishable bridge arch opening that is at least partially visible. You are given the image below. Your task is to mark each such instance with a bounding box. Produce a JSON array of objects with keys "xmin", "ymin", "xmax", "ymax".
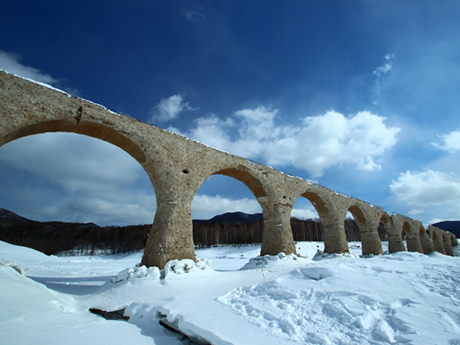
[
  {"xmin": 419, "ymin": 226, "xmax": 427, "ymax": 238},
  {"xmin": 343, "ymin": 206, "xmax": 384, "ymax": 255},
  {"xmin": 377, "ymin": 213, "xmax": 392, "ymax": 250},
  {"xmin": 377, "ymin": 213, "xmax": 390, "ymax": 239},
  {"xmin": 191, "ymin": 169, "xmax": 264, "ymax": 249},
  {"xmin": 346, "ymin": 206, "xmax": 365, "ymax": 243},
  {"xmin": 291, "ymin": 191, "xmax": 337, "ymax": 247},
  {"xmin": 4, "ymin": 120, "xmax": 147, "ymax": 165},
  {"xmin": 0, "ymin": 131, "xmax": 156, "ymax": 255},
  {"xmin": 291, "ymin": 196, "xmax": 321, "ymax": 243},
  {"xmin": 401, "ymin": 222, "xmax": 411, "ymax": 244}
]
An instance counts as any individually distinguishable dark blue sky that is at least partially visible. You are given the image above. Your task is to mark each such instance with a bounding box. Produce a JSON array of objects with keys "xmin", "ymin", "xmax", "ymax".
[{"xmin": 1, "ymin": 1, "xmax": 460, "ymax": 225}]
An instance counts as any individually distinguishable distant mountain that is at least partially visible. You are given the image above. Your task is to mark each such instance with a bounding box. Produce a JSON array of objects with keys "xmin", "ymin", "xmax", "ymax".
[
  {"xmin": 0, "ymin": 208, "xmax": 148, "ymax": 255},
  {"xmin": 194, "ymin": 212, "xmax": 263, "ymax": 225},
  {"xmin": 0, "ymin": 208, "xmax": 35, "ymax": 225},
  {"xmin": 432, "ymin": 221, "xmax": 460, "ymax": 238},
  {"xmin": 0, "ymin": 208, "xmax": 99, "ymax": 229}
]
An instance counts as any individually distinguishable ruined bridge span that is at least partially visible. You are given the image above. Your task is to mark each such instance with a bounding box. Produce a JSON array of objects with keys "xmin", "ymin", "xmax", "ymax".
[{"xmin": 0, "ymin": 71, "xmax": 457, "ymax": 267}]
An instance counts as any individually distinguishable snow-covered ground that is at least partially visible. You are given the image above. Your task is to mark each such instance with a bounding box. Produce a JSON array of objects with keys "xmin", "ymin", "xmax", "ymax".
[{"xmin": 1, "ymin": 240, "xmax": 459, "ymax": 345}]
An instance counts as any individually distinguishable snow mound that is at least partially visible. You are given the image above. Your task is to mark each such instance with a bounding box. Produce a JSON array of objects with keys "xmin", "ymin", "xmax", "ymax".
[
  {"xmin": 163, "ymin": 259, "xmax": 213, "ymax": 279},
  {"xmin": 241, "ymin": 252, "xmax": 310, "ymax": 270},
  {"xmin": 108, "ymin": 265, "xmax": 161, "ymax": 284},
  {"xmin": 106, "ymin": 259, "xmax": 214, "ymax": 285},
  {"xmin": 0, "ymin": 240, "xmax": 58, "ymax": 263}
]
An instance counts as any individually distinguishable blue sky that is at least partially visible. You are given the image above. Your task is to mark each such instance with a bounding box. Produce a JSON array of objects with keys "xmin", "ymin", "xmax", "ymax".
[{"xmin": 1, "ymin": 0, "xmax": 460, "ymax": 226}]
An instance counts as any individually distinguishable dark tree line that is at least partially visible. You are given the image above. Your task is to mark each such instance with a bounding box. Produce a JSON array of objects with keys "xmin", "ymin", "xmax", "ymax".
[
  {"xmin": 193, "ymin": 217, "xmax": 387, "ymax": 248},
  {"xmin": 1, "ymin": 209, "xmax": 388, "ymax": 255}
]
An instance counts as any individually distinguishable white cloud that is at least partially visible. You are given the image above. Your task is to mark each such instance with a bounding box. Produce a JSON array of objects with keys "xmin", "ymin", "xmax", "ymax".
[
  {"xmin": 372, "ymin": 53, "xmax": 395, "ymax": 104},
  {"xmin": 178, "ymin": 107, "xmax": 400, "ymax": 178},
  {"xmin": 389, "ymin": 169, "xmax": 460, "ymax": 224},
  {"xmin": 149, "ymin": 94, "xmax": 193, "ymax": 123},
  {"xmin": 0, "ymin": 50, "xmax": 57, "ymax": 85},
  {"xmin": 432, "ymin": 130, "xmax": 460, "ymax": 153},
  {"xmin": 373, "ymin": 53, "xmax": 395, "ymax": 78},
  {"xmin": 68, "ymin": 193, "xmax": 155, "ymax": 225},
  {"xmin": 192, "ymin": 194, "xmax": 261, "ymax": 220},
  {"xmin": 0, "ymin": 133, "xmax": 141, "ymax": 191},
  {"xmin": 390, "ymin": 170, "xmax": 460, "ymax": 207},
  {"xmin": 291, "ymin": 208, "xmax": 318, "ymax": 220}
]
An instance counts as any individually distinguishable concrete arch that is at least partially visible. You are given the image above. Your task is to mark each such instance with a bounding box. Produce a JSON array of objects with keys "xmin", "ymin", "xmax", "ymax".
[
  {"xmin": 403, "ymin": 220, "xmax": 424, "ymax": 253},
  {"xmin": 210, "ymin": 167, "xmax": 267, "ymax": 199},
  {"xmin": 1, "ymin": 119, "xmax": 163, "ymax": 193},
  {"xmin": 2, "ymin": 71, "xmax": 457, "ymax": 268},
  {"xmin": 293, "ymin": 188, "xmax": 349, "ymax": 254},
  {"xmin": 427, "ymin": 225, "xmax": 458, "ymax": 256},
  {"xmin": 4, "ymin": 119, "xmax": 147, "ymax": 165},
  {"xmin": 192, "ymin": 163, "xmax": 297, "ymax": 257},
  {"xmin": 388, "ymin": 215, "xmax": 425, "ymax": 253},
  {"xmin": 339, "ymin": 201, "xmax": 384, "ymax": 256},
  {"xmin": 428, "ymin": 226, "xmax": 446, "ymax": 254},
  {"xmin": 378, "ymin": 212, "xmax": 392, "ymax": 241}
]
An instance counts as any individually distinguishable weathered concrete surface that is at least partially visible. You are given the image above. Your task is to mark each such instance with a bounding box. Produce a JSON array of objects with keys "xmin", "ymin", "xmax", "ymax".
[
  {"xmin": 339, "ymin": 202, "xmax": 385, "ymax": 256},
  {"xmin": 388, "ymin": 215, "xmax": 408, "ymax": 253},
  {"xmin": 429, "ymin": 226, "xmax": 446, "ymax": 254},
  {"xmin": 451, "ymin": 233, "xmax": 458, "ymax": 247},
  {"xmin": 416, "ymin": 221, "xmax": 435, "ymax": 254},
  {"xmin": 443, "ymin": 232, "xmax": 454, "ymax": 256},
  {"xmin": 0, "ymin": 71, "xmax": 457, "ymax": 267}
]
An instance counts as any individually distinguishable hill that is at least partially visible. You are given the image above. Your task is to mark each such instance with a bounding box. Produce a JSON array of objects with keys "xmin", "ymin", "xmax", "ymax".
[
  {"xmin": 195, "ymin": 211, "xmax": 264, "ymax": 225},
  {"xmin": 432, "ymin": 221, "xmax": 460, "ymax": 238}
]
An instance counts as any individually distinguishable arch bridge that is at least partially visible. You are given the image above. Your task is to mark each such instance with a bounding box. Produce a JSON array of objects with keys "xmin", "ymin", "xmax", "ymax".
[{"xmin": 0, "ymin": 71, "xmax": 457, "ymax": 268}]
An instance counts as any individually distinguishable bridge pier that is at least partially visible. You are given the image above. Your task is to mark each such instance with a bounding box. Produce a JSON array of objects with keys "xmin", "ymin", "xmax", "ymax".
[
  {"xmin": 406, "ymin": 230, "xmax": 424, "ymax": 253},
  {"xmin": 141, "ymin": 191, "xmax": 196, "ymax": 269},
  {"xmin": 443, "ymin": 233, "xmax": 454, "ymax": 256},
  {"xmin": 351, "ymin": 207, "xmax": 384, "ymax": 256},
  {"xmin": 388, "ymin": 215, "xmax": 407, "ymax": 253},
  {"xmin": 260, "ymin": 202, "xmax": 296, "ymax": 256},
  {"xmin": 417, "ymin": 223, "xmax": 434, "ymax": 254},
  {"xmin": 322, "ymin": 217, "xmax": 349, "ymax": 254},
  {"xmin": 429, "ymin": 226, "xmax": 446, "ymax": 254},
  {"xmin": 359, "ymin": 221, "xmax": 384, "ymax": 256},
  {"xmin": 451, "ymin": 233, "xmax": 458, "ymax": 247}
]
